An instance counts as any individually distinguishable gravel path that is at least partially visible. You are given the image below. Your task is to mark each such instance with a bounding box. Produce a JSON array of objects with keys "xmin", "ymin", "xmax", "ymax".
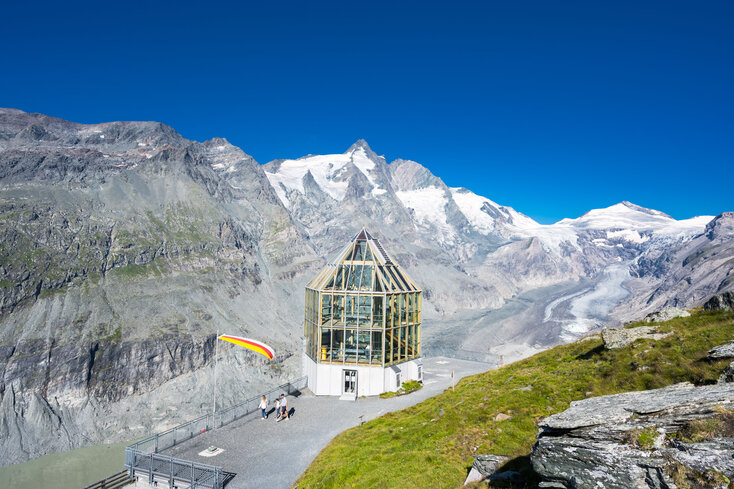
[{"xmin": 163, "ymin": 356, "xmax": 489, "ymax": 489}]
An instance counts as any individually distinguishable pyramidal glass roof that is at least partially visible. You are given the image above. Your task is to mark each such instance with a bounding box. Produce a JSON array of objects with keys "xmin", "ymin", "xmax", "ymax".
[{"xmin": 307, "ymin": 228, "xmax": 420, "ymax": 293}]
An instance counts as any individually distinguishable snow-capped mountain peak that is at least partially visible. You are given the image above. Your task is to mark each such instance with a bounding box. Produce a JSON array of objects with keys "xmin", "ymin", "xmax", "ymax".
[
  {"xmin": 450, "ymin": 187, "xmax": 539, "ymax": 235},
  {"xmin": 557, "ymin": 201, "xmax": 676, "ymax": 230},
  {"xmin": 262, "ymin": 140, "xmax": 388, "ymax": 208}
]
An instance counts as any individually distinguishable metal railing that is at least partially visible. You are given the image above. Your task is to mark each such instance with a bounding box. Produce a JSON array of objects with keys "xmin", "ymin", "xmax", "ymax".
[
  {"xmin": 81, "ymin": 470, "xmax": 129, "ymax": 489},
  {"xmin": 125, "ymin": 376, "xmax": 307, "ymax": 489},
  {"xmin": 125, "ymin": 450, "xmax": 223, "ymax": 489}
]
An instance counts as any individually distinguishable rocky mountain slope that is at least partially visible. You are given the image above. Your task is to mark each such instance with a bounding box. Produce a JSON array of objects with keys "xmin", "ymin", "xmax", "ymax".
[{"xmin": 0, "ymin": 108, "xmax": 732, "ymax": 465}]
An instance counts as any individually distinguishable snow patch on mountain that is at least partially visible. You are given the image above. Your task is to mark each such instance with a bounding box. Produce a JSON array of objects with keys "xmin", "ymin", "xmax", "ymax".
[
  {"xmin": 606, "ymin": 229, "xmax": 648, "ymax": 244},
  {"xmin": 450, "ymin": 188, "xmax": 537, "ymax": 234},
  {"xmin": 396, "ymin": 186, "xmax": 453, "ymax": 235},
  {"xmin": 558, "ymin": 202, "xmax": 681, "ymax": 231},
  {"xmin": 264, "ymin": 144, "xmax": 383, "ymax": 208},
  {"xmin": 450, "ymin": 188, "xmax": 500, "ymax": 234}
]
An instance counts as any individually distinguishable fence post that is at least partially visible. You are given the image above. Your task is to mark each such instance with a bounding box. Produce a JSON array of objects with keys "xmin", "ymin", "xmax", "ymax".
[
  {"xmin": 155, "ymin": 433, "xmax": 159, "ymax": 453},
  {"xmin": 191, "ymin": 461, "xmax": 196, "ymax": 489},
  {"xmin": 149, "ymin": 453, "xmax": 154, "ymax": 484},
  {"xmin": 169, "ymin": 458, "xmax": 174, "ymax": 489}
]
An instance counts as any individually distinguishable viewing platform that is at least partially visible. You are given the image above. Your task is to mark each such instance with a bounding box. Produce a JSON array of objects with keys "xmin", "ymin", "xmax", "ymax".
[{"xmin": 128, "ymin": 356, "xmax": 487, "ymax": 489}]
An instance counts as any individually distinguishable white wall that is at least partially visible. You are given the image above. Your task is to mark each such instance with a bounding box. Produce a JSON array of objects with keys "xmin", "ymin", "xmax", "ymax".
[{"xmin": 304, "ymin": 356, "xmax": 422, "ymax": 397}]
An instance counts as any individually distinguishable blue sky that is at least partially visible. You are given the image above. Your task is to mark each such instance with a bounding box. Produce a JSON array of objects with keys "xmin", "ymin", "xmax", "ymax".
[{"xmin": 2, "ymin": 0, "xmax": 732, "ymax": 223}]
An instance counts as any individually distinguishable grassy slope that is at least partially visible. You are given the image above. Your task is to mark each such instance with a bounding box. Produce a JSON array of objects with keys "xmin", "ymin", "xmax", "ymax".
[{"xmin": 295, "ymin": 310, "xmax": 734, "ymax": 489}]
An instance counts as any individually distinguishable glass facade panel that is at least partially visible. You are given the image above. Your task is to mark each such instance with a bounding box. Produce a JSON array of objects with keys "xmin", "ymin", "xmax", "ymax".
[
  {"xmin": 345, "ymin": 296, "xmax": 357, "ymax": 325},
  {"xmin": 358, "ymin": 296, "xmax": 371, "ymax": 326},
  {"xmin": 373, "ymin": 296, "xmax": 383, "ymax": 327},
  {"xmin": 321, "ymin": 328, "xmax": 332, "ymax": 361},
  {"xmin": 321, "ymin": 294, "xmax": 332, "ymax": 323},
  {"xmin": 361, "ymin": 265, "xmax": 373, "ymax": 290},
  {"xmin": 344, "ymin": 329, "xmax": 357, "ymax": 363},
  {"xmin": 353, "ymin": 241, "xmax": 364, "ymax": 261},
  {"xmin": 333, "ymin": 295, "xmax": 344, "ymax": 324},
  {"xmin": 371, "ymin": 331, "xmax": 382, "ymax": 365},
  {"xmin": 357, "ymin": 330, "xmax": 370, "ymax": 364},
  {"xmin": 392, "ymin": 295, "xmax": 400, "ymax": 327},
  {"xmin": 332, "ymin": 329, "xmax": 344, "ymax": 362},
  {"xmin": 305, "ymin": 231, "xmax": 421, "ymax": 368}
]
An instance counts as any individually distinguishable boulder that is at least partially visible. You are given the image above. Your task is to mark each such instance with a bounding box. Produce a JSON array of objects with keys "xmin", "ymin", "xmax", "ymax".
[
  {"xmin": 601, "ymin": 326, "xmax": 672, "ymax": 349},
  {"xmin": 531, "ymin": 382, "xmax": 734, "ymax": 489},
  {"xmin": 463, "ymin": 454, "xmax": 509, "ymax": 485},
  {"xmin": 708, "ymin": 341, "xmax": 734, "ymax": 359},
  {"xmin": 703, "ymin": 290, "xmax": 734, "ymax": 312},
  {"xmin": 644, "ymin": 307, "xmax": 690, "ymax": 322},
  {"xmin": 718, "ymin": 361, "xmax": 734, "ymax": 384}
]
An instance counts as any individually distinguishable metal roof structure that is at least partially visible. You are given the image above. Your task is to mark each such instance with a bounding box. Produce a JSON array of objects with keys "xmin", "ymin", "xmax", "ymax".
[{"xmin": 306, "ymin": 228, "xmax": 420, "ymax": 293}]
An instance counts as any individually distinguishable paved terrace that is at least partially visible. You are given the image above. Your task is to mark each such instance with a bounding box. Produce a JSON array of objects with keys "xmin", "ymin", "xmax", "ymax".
[{"xmin": 163, "ymin": 356, "xmax": 489, "ymax": 489}]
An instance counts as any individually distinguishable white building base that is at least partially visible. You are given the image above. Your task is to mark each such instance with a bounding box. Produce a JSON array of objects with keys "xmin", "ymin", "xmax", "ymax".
[{"xmin": 303, "ymin": 355, "xmax": 422, "ymax": 397}]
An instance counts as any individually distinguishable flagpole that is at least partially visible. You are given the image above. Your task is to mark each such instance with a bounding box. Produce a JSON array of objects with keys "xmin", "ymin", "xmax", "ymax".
[{"xmin": 213, "ymin": 330, "xmax": 219, "ymax": 414}]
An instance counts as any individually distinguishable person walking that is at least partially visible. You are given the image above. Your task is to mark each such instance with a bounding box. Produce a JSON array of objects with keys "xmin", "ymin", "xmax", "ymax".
[
  {"xmin": 274, "ymin": 397, "xmax": 280, "ymax": 420},
  {"xmin": 277, "ymin": 393, "xmax": 289, "ymax": 421},
  {"xmin": 258, "ymin": 395, "xmax": 268, "ymax": 420}
]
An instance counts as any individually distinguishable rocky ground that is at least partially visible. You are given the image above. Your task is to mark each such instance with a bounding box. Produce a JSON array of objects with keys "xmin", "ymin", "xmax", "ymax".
[{"xmin": 532, "ymin": 382, "xmax": 734, "ymax": 489}]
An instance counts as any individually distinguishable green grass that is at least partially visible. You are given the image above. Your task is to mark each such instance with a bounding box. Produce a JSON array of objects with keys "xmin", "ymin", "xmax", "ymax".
[
  {"xmin": 380, "ymin": 380, "xmax": 424, "ymax": 399},
  {"xmin": 635, "ymin": 427, "xmax": 659, "ymax": 449},
  {"xmin": 295, "ymin": 310, "xmax": 734, "ymax": 489}
]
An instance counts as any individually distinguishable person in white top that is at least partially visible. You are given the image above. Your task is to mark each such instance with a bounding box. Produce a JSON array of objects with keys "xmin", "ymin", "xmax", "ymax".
[
  {"xmin": 274, "ymin": 398, "xmax": 280, "ymax": 420},
  {"xmin": 258, "ymin": 395, "xmax": 268, "ymax": 420},
  {"xmin": 277, "ymin": 393, "xmax": 289, "ymax": 421}
]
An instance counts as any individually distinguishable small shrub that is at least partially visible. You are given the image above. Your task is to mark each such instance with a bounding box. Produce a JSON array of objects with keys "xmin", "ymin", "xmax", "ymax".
[
  {"xmin": 667, "ymin": 459, "xmax": 732, "ymax": 489},
  {"xmin": 636, "ymin": 427, "xmax": 659, "ymax": 449},
  {"xmin": 379, "ymin": 381, "xmax": 423, "ymax": 399},
  {"xmin": 676, "ymin": 410, "xmax": 734, "ymax": 442}
]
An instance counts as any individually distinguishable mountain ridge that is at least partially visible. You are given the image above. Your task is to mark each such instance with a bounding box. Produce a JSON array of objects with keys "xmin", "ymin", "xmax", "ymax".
[{"xmin": 0, "ymin": 108, "xmax": 732, "ymax": 466}]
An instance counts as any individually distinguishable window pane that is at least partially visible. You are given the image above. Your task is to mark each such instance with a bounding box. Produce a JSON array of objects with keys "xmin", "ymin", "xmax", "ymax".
[
  {"xmin": 333, "ymin": 329, "xmax": 344, "ymax": 362},
  {"xmin": 345, "ymin": 296, "xmax": 357, "ymax": 325},
  {"xmin": 392, "ymin": 295, "xmax": 400, "ymax": 326},
  {"xmin": 345, "ymin": 329, "xmax": 358, "ymax": 363},
  {"xmin": 373, "ymin": 296, "xmax": 384, "ymax": 327},
  {"xmin": 334, "ymin": 266, "xmax": 345, "ymax": 290},
  {"xmin": 321, "ymin": 294, "xmax": 332, "ymax": 324},
  {"xmin": 347, "ymin": 265, "xmax": 361, "ymax": 290},
  {"xmin": 321, "ymin": 328, "xmax": 332, "ymax": 362},
  {"xmin": 333, "ymin": 295, "xmax": 344, "ymax": 324},
  {"xmin": 408, "ymin": 326, "xmax": 414, "ymax": 359},
  {"xmin": 325, "ymin": 272, "xmax": 336, "ymax": 289},
  {"xmin": 358, "ymin": 296, "xmax": 371, "ymax": 326},
  {"xmin": 371, "ymin": 331, "xmax": 382, "ymax": 365},
  {"xmin": 361, "ymin": 265, "xmax": 373, "ymax": 290},
  {"xmin": 357, "ymin": 330, "xmax": 370, "ymax": 364}
]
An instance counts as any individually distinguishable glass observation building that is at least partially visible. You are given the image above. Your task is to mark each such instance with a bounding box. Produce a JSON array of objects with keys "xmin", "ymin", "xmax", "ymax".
[{"xmin": 303, "ymin": 229, "xmax": 423, "ymax": 397}]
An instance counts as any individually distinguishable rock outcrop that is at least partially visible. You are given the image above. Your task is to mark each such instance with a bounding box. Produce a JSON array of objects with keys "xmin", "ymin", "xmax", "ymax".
[
  {"xmin": 601, "ymin": 326, "xmax": 672, "ymax": 349},
  {"xmin": 644, "ymin": 307, "xmax": 690, "ymax": 322},
  {"xmin": 708, "ymin": 341, "xmax": 734, "ymax": 359},
  {"xmin": 704, "ymin": 290, "xmax": 734, "ymax": 312},
  {"xmin": 719, "ymin": 362, "xmax": 734, "ymax": 383},
  {"xmin": 463, "ymin": 454, "xmax": 509, "ymax": 485},
  {"xmin": 532, "ymin": 382, "xmax": 734, "ymax": 489}
]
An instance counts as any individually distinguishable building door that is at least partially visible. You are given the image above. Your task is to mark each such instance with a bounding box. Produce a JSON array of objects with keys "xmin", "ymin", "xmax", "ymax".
[{"xmin": 343, "ymin": 369, "xmax": 357, "ymax": 395}]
